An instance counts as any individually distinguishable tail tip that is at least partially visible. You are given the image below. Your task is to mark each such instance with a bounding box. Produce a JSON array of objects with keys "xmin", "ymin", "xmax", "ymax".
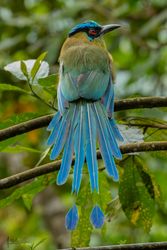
[
  {"xmin": 65, "ymin": 204, "xmax": 79, "ymax": 230},
  {"xmin": 90, "ymin": 205, "xmax": 105, "ymax": 228}
]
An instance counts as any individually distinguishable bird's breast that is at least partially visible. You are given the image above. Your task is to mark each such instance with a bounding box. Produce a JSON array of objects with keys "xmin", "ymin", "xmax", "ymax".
[
  {"xmin": 59, "ymin": 42, "xmax": 110, "ymax": 102},
  {"xmin": 59, "ymin": 44, "xmax": 110, "ymax": 73}
]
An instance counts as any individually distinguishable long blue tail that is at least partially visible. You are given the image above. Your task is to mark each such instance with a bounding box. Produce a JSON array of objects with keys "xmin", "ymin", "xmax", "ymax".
[{"xmin": 47, "ymin": 100, "xmax": 122, "ymax": 230}]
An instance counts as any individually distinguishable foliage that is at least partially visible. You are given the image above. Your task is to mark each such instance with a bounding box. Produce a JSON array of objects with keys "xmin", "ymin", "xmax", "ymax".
[
  {"xmin": 0, "ymin": 0, "xmax": 167, "ymax": 249},
  {"xmin": 119, "ymin": 156, "xmax": 161, "ymax": 232},
  {"xmin": 0, "ymin": 174, "xmax": 55, "ymax": 210}
]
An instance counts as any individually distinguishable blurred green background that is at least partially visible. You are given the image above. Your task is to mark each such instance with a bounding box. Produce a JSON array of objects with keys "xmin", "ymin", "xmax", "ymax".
[{"xmin": 0, "ymin": 0, "xmax": 167, "ymax": 249}]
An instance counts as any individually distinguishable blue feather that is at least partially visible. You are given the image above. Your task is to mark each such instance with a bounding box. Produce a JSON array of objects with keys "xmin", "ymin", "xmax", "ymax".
[
  {"xmin": 65, "ymin": 204, "xmax": 79, "ymax": 230},
  {"xmin": 61, "ymin": 72, "xmax": 79, "ymax": 101},
  {"xmin": 100, "ymin": 104, "xmax": 122, "ymax": 160},
  {"xmin": 72, "ymin": 104, "xmax": 85, "ymax": 193},
  {"xmin": 109, "ymin": 118, "xmax": 124, "ymax": 141},
  {"xmin": 93, "ymin": 102, "xmax": 119, "ymax": 181},
  {"xmin": 101, "ymin": 81, "xmax": 123, "ymax": 142},
  {"xmin": 57, "ymin": 83, "xmax": 69, "ymax": 114},
  {"xmin": 47, "ymin": 112, "xmax": 61, "ymax": 131},
  {"xmin": 78, "ymin": 71, "xmax": 109, "ymax": 100},
  {"xmin": 69, "ymin": 20, "xmax": 101, "ymax": 36},
  {"xmin": 101, "ymin": 79, "xmax": 114, "ymax": 117},
  {"xmin": 57, "ymin": 105, "xmax": 77, "ymax": 185},
  {"xmin": 61, "ymin": 70, "xmax": 109, "ymax": 102},
  {"xmin": 50, "ymin": 110, "xmax": 70, "ymax": 160},
  {"xmin": 90, "ymin": 205, "xmax": 104, "ymax": 228},
  {"xmin": 85, "ymin": 103, "xmax": 98, "ymax": 192},
  {"xmin": 102, "ymin": 80, "xmax": 123, "ymax": 143},
  {"xmin": 47, "ymin": 121, "xmax": 62, "ymax": 147}
]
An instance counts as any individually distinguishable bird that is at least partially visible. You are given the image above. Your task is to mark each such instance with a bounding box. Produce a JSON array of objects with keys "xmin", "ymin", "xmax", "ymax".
[{"xmin": 47, "ymin": 20, "xmax": 123, "ymax": 230}]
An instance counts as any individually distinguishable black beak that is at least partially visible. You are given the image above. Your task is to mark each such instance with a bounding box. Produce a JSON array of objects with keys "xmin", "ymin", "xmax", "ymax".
[{"xmin": 100, "ymin": 24, "xmax": 121, "ymax": 35}]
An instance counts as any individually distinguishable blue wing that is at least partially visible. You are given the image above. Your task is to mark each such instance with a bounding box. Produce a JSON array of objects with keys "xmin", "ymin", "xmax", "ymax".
[
  {"xmin": 60, "ymin": 68, "xmax": 110, "ymax": 102},
  {"xmin": 57, "ymin": 83, "xmax": 69, "ymax": 115}
]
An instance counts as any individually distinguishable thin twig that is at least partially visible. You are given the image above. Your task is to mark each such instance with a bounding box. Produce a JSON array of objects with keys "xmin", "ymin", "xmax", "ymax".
[
  {"xmin": 122, "ymin": 122, "xmax": 167, "ymax": 129},
  {"xmin": 122, "ymin": 116, "xmax": 167, "ymax": 129},
  {"xmin": 0, "ymin": 96, "xmax": 167, "ymax": 142},
  {"xmin": 0, "ymin": 141, "xmax": 167, "ymax": 189},
  {"xmin": 62, "ymin": 241, "xmax": 167, "ymax": 250}
]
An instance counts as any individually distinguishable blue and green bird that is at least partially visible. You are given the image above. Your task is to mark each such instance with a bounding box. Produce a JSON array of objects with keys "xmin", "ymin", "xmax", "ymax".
[{"xmin": 47, "ymin": 20, "xmax": 123, "ymax": 230}]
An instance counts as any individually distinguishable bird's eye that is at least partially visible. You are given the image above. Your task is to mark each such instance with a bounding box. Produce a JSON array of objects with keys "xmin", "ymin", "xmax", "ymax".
[{"xmin": 88, "ymin": 29, "xmax": 97, "ymax": 36}]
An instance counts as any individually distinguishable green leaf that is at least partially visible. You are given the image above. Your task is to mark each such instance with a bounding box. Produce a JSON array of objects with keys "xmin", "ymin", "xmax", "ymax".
[
  {"xmin": 135, "ymin": 156, "xmax": 162, "ymax": 206},
  {"xmin": 119, "ymin": 156, "xmax": 156, "ymax": 232},
  {"xmin": 0, "ymin": 174, "xmax": 56, "ymax": 209},
  {"xmin": 148, "ymin": 150, "xmax": 167, "ymax": 161},
  {"xmin": 2, "ymin": 145, "xmax": 41, "ymax": 154},
  {"xmin": 0, "ymin": 178, "xmax": 44, "ymax": 208},
  {"xmin": 21, "ymin": 60, "xmax": 29, "ymax": 79},
  {"xmin": 31, "ymin": 84, "xmax": 55, "ymax": 107},
  {"xmin": 38, "ymin": 74, "xmax": 58, "ymax": 87},
  {"xmin": 31, "ymin": 52, "xmax": 47, "ymax": 81},
  {"xmin": 145, "ymin": 128, "xmax": 167, "ymax": 142},
  {"xmin": 30, "ymin": 239, "xmax": 46, "ymax": 249},
  {"xmin": 38, "ymin": 74, "xmax": 58, "ymax": 97},
  {"xmin": 106, "ymin": 196, "xmax": 122, "ymax": 221},
  {"xmin": 0, "ymin": 83, "xmax": 29, "ymax": 94},
  {"xmin": 0, "ymin": 136, "xmax": 24, "ymax": 151},
  {"xmin": 22, "ymin": 193, "xmax": 34, "ymax": 210}
]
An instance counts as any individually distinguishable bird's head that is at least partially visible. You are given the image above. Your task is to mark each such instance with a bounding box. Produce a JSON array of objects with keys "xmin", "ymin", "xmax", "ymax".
[{"xmin": 68, "ymin": 20, "xmax": 120, "ymax": 41}]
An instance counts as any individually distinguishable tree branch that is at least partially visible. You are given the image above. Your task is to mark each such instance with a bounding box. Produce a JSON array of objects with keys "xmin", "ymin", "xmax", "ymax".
[
  {"xmin": 0, "ymin": 114, "xmax": 52, "ymax": 142},
  {"xmin": 114, "ymin": 96, "xmax": 167, "ymax": 111},
  {"xmin": 0, "ymin": 96, "xmax": 167, "ymax": 142},
  {"xmin": 63, "ymin": 241, "xmax": 167, "ymax": 250},
  {"xmin": 0, "ymin": 141, "xmax": 167, "ymax": 189}
]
